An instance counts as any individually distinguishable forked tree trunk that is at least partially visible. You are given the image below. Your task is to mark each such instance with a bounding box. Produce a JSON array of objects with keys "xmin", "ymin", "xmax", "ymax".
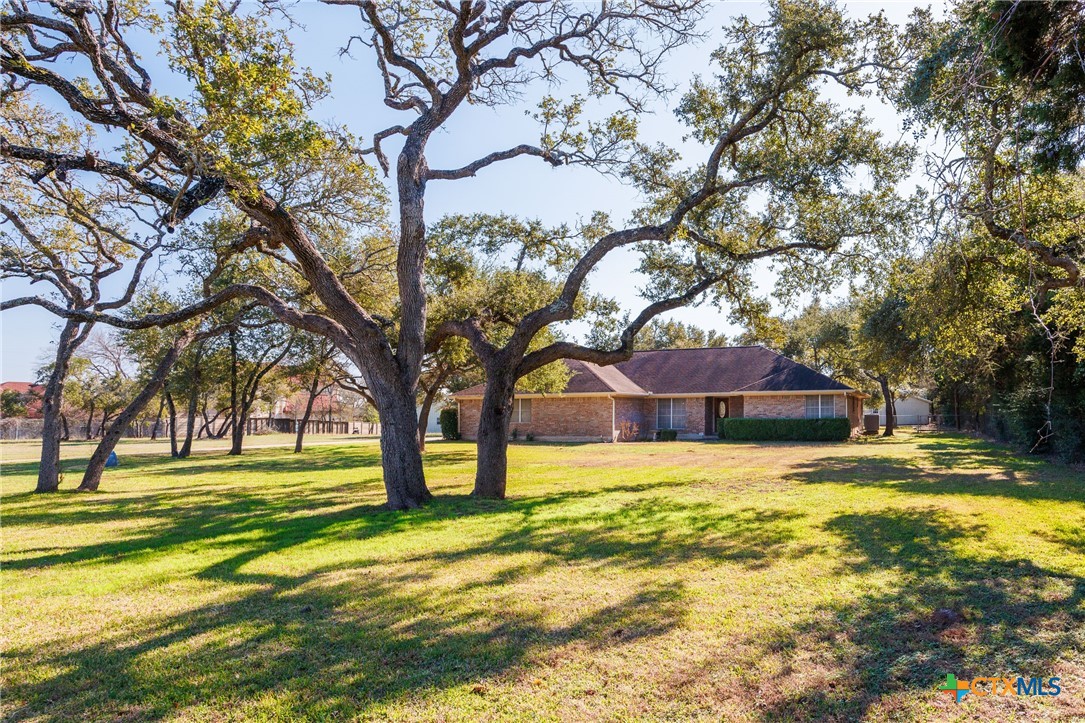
[
  {"xmin": 79, "ymin": 336, "xmax": 190, "ymax": 491},
  {"xmin": 473, "ymin": 370, "xmax": 517, "ymax": 499},
  {"xmin": 36, "ymin": 319, "xmax": 88, "ymax": 492},
  {"xmin": 60, "ymin": 413, "xmax": 70, "ymax": 441}
]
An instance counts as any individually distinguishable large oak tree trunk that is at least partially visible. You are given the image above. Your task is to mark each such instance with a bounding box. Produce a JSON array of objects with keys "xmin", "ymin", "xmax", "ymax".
[
  {"xmin": 367, "ymin": 369, "xmax": 430, "ymax": 510},
  {"xmin": 79, "ymin": 336, "xmax": 190, "ymax": 491},
  {"xmin": 473, "ymin": 370, "xmax": 516, "ymax": 499},
  {"xmin": 36, "ymin": 319, "xmax": 88, "ymax": 492}
]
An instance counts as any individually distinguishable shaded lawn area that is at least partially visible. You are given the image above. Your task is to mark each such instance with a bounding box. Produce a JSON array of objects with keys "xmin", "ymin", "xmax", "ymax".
[{"xmin": 1, "ymin": 433, "xmax": 1083, "ymax": 721}]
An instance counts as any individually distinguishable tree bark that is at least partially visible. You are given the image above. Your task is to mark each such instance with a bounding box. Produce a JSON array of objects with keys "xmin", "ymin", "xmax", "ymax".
[
  {"xmin": 473, "ymin": 368, "xmax": 517, "ymax": 499},
  {"xmin": 294, "ymin": 368, "xmax": 322, "ymax": 453},
  {"xmin": 84, "ymin": 400, "xmax": 95, "ymax": 440},
  {"xmin": 366, "ymin": 367, "xmax": 430, "ymax": 510},
  {"xmin": 178, "ymin": 368, "xmax": 200, "ymax": 458},
  {"xmin": 150, "ymin": 396, "xmax": 165, "ymax": 440},
  {"xmin": 416, "ymin": 368, "xmax": 448, "ymax": 453},
  {"xmin": 165, "ymin": 390, "xmax": 179, "ymax": 457},
  {"xmin": 230, "ymin": 409, "xmax": 247, "ymax": 455},
  {"xmin": 36, "ymin": 319, "xmax": 89, "ymax": 492},
  {"xmin": 880, "ymin": 377, "xmax": 896, "ymax": 437},
  {"xmin": 228, "ymin": 330, "xmax": 241, "ymax": 455},
  {"xmin": 78, "ymin": 335, "xmax": 191, "ymax": 491},
  {"xmin": 60, "ymin": 413, "xmax": 70, "ymax": 441}
]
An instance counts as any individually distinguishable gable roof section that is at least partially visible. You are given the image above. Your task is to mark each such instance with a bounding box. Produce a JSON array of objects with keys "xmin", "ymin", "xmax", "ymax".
[
  {"xmin": 608, "ymin": 346, "xmax": 852, "ymax": 394},
  {"xmin": 452, "ymin": 346, "xmax": 854, "ymax": 397}
]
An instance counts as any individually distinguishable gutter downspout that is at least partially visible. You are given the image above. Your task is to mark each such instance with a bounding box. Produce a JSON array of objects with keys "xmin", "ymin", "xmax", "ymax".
[{"xmin": 611, "ymin": 396, "xmax": 616, "ymax": 443}]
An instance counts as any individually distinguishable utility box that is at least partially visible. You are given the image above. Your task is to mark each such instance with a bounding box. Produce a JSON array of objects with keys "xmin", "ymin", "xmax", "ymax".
[{"xmin": 863, "ymin": 414, "xmax": 880, "ymax": 435}]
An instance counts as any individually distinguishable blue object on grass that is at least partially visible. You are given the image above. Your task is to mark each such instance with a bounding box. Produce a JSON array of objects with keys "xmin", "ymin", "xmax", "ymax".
[{"xmin": 105, "ymin": 451, "xmax": 119, "ymax": 468}]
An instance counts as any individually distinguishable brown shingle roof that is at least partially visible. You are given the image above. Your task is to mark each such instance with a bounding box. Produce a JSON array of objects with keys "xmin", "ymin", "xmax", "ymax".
[{"xmin": 452, "ymin": 346, "xmax": 854, "ymax": 397}]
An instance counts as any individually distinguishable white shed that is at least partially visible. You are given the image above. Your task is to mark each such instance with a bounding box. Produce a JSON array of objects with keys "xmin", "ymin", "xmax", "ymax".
[{"xmin": 876, "ymin": 395, "xmax": 933, "ymax": 426}]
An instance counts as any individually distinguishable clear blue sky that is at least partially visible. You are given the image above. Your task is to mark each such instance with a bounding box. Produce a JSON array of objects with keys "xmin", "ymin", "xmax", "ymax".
[{"xmin": 1, "ymin": 1, "xmax": 929, "ymax": 382}]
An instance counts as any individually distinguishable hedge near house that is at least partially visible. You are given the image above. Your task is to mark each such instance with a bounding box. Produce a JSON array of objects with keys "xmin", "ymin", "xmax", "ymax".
[
  {"xmin": 438, "ymin": 408, "xmax": 459, "ymax": 440},
  {"xmin": 718, "ymin": 418, "xmax": 851, "ymax": 441}
]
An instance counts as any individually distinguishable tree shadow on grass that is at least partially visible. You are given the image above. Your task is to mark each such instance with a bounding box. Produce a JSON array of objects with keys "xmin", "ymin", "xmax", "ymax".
[
  {"xmin": 752, "ymin": 508, "xmax": 1085, "ymax": 721},
  {"xmin": 785, "ymin": 452, "xmax": 1084, "ymax": 504},
  {"xmin": 0, "ymin": 476, "xmax": 814, "ymax": 721}
]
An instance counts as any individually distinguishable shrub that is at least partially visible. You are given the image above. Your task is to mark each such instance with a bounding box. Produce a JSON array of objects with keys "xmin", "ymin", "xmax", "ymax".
[
  {"xmin": 717, "ymin": 417, "xmax": 851, "ymax": 441},
  {"xmin": 658, "ymin": 429, "xmax": 679, "ymax": 441},
  {"xmin": 438, "ymin": 407, "xmax": 459, "ymax": 440},
  {"xmin": 525, "ymin": 432, "xmax": 535, "ymax": 442},
  {"xmin": 511, "ymin": 427, "xmax": 520, "ymax": 441}
]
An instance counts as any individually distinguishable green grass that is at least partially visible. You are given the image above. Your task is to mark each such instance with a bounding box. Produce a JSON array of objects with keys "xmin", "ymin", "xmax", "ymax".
[{"xmin": 2, "ymin": 432, "xmax": 1083, "ymax": 721}]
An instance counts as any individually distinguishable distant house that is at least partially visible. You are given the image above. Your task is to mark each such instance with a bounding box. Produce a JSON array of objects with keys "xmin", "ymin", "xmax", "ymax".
[
  {"xmin": 876, "ymin": 394, "xmax": 933, "ymax": 426},
  {"xmin": 1, "ymin": 382, "xmax": 44, "ymax": 419},
  {"xmin": 452, "ymin": 346, "xmax": 866, "ymax": 442}
]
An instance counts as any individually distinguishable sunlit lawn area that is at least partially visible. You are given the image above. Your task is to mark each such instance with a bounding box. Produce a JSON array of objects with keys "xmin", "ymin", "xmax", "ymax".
[{"xmin": 2, "ymin": 431, "xmax": 1083, "ymax": 721}]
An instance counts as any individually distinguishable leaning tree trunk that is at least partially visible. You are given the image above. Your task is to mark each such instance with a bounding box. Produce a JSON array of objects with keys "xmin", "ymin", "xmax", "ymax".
[
  {"xmin": 294, "ymin": 370, "xmax": 321, "ymax": 454},
  {"xmin": 880, "ymin": 377, "xmax": 896, "ymax": 437},
  {"xmin": 473, "ymin": 369, "xmax": 517, "ymax": 499},
  {"xmin": 416, "ymin": 369, "xmax": 448, "ymax": 453},
  {"xmin": 36, "ymin": 319, "xmax": 87, "ymax": 493},
  {"xmin": 79, "ymin": 336, "xmax": 190, "ymax": 491}
]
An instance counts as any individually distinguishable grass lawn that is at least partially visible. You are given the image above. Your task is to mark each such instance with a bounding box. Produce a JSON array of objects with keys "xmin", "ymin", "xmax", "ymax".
[{"xmin": 1, "ymin": 432, "xmax": 1083, "ymax": 721}]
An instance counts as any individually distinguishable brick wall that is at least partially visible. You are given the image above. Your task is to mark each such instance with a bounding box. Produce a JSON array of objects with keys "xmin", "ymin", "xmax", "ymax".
[
  {"xmin": 744, "ymin": 394, "xmax": 808, "ymax": 419},
  {"xmin": 744, "ymin": 393, "xmax": 855, "ymax": 422},
  {"xmin": 457, "ymin": 392, "xmax": 861, "ymax": 441},
  {"xmin": 456, "ymin": 396, "xmax": 616, "ymax": 441},
  {"xmin": 846, "ymin": 394, "xmax": 862, "ymax": 430},
  {"xmin": 614, "ymin": 397, "xmax": 647, "ymax": 440}
]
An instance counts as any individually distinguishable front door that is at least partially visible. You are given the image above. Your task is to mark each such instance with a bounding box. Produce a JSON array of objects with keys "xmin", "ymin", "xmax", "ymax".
[{"xmin": 704, "ymin": 397, "xmax": 729, "ymax": 436}]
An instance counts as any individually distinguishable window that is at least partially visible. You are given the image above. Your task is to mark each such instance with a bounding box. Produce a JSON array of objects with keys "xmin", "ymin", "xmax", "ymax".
[
  {"xmin": 805, "ymin": 394, "xmax": 838, "ymax": 419},
  {"xmin": 513, "ymin": 398, "xmax": 532, "ymax": 424},
  {"xmin": 656, "ymin": 398, "xmax": 688, "ymax": 430}
]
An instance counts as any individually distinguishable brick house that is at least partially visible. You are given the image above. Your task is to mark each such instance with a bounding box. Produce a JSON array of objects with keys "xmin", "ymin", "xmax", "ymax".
[
  {"xmin": 1, "ymin": 381, "xmax": 44, "ymax": 419},
  {"xmin": 452, "ymin": 346, "xmax": 866, "ymax": 442}
]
